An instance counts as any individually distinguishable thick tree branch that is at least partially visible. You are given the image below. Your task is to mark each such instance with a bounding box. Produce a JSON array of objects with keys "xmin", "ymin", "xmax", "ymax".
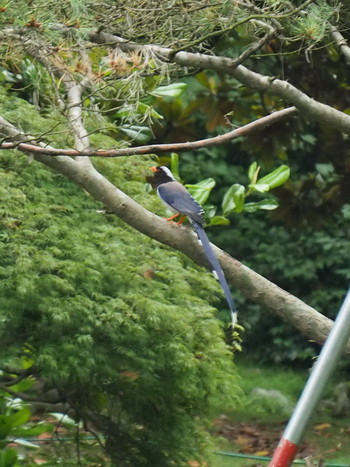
[
  {"xmin": 0, "ymin": 115, "xmax": 337, "ymax": 350},
  {"xmin": 90, "ymin": 31, "xmax": 350, "ymax": 133},
  {"xmin": 0, "ymin": 106, "xmax": 297, "ymax": 157},
  {"xmin": 329, "ymin": 26, "xmax": 350, "ymax": 65}
]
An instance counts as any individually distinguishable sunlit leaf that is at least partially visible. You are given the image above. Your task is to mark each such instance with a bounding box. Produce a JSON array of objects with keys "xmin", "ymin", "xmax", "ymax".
[
  {"xmin": 10, "ymin": 407, "xmax": 31, "ymax": 428},
  {"xmin": 186, "ymin": 178, "xmax": 215, "ymax": 205},
  {"xmin": 248, "ymin": 162, "xmax": 259, "ymax": 184},
  {"xmin": 256, "ymin": 165, "xmax": 290, "ymax": 190},
  {"xmin": 208, "ymin": 216, "xmax": 230, "ymax": 226},
  {"xmin": 222, "ymin": 184, "xmax": 245, "ymax": 215},
  {"xmin": 150, "ymin": 83, "xmax": 187, "ymax": 98},
  {"xmin": 204, "ymin": 205, "xmax": 217, "ymax": 218},
  {"xmin": 243, "ymin": 199, "xmax": 278, "ymax": 212},
  {"xmin": 249, "ymin": 183, "xmax": 270, "ymax": 193},
  {"xmin": 170, "ymin": 153, "xmax": 180, "ymax": 179}
]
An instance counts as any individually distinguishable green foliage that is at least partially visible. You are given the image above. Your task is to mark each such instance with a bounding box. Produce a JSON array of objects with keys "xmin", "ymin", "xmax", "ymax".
[
  {"xmin": 177, "ymin": 161, "xmax": 290, "ymax": 225},
  {"xmin": 158, "ymin": 68, "xmax": 349, "ymax": 364},
  {"xmin": 0, "ymin": 93, "xmax": 238, "ymax": 465},
  {"xmin": 0, "ymin": 393, "xmax": 54, "ymax": 466},
  {"xmin": 215, "ymin": 206, "xmax": 350, "ymax": 363},
  {"xmin": 288, "ymin": 2, "xmax": 339, "ymax": 43},
  {"xmin": 150, "ymin": 83, "xmax": 188, "ymax": 98},
  {"xmin": 186, "ymin": 177, "xmax": 216, "ymax": 205},
  {"xmin": 0, "ymin": 448, "xmax": 17, "ymax": 467}
]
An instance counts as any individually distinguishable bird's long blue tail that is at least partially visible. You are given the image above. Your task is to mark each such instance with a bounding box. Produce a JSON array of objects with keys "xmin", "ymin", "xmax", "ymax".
[{"xmin": 192, "ymin": 221, "xmax": 237, "ymax": 327}]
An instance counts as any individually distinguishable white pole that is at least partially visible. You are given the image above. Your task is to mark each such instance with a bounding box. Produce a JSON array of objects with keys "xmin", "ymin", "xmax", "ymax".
[{"xmin": 269, "ymin": 288, "xmax": 350, "ymax": 467}]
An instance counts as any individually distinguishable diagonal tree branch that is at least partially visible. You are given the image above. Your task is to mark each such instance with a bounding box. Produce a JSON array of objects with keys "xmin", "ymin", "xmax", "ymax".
[
  {"xmin": 0, "ymin": 115, "xmax": 337, "ymax": 350},
  {"xmin": 0, "ymin": 106, "xmax": 297, "ymax": 157}
]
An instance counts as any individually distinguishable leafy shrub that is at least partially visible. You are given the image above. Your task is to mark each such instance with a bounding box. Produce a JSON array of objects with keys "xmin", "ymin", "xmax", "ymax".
[{"xmin": 0, "ymin": 94, "xmax": 238, "ymax": 464}]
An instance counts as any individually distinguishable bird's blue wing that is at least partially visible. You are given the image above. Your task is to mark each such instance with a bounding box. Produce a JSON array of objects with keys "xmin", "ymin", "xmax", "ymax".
[{"xmin": 157, "ymin": 182, "xmax": 204, "ymax": 223}]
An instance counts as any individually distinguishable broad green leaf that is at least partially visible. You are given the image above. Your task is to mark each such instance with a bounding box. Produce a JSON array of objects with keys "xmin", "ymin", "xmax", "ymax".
[
  {"xmin": 0, "ymin": 448, "xmax": 17, "ymax": 467},
  {"xmin": 11, "ymin": 421, "xmax": 54, "ymax": 438},
  {"xmin": 186, "ymin": 178, "xmax": 215, "ymax": 205},
  {"xmin": 243, "ymin": 199, "xmax": 278, "ymax": 212},
  {"xmin": 10, "ymin": 377, "xmax": 34, "ymax": 393},
  {"xmin": 9, "ymin": 408, "xmax": 31, "ymax": 428},
  {"xmin": 256, "ymin": 165, "xmax": 290, "ymax": 189},
  {"xmin": 204, "ymin": 205, "xmax": 217, "ymax": 218},
  {"xmin": 248, "ymin": 183, "xmax": 270, "ymax": 193},
  {"xmin": 0, "ymin": 417, "xmax": 12, "ymax": 440},
  {"xmin": 150, "ymin": 83, "xmax": 187, "ymax": 98},
  {"xmin": 222, "ymin": 184, "xmax": 245, "ymax": 215},
  {"xmin": 170, "ymin": 153, "xmax": 180, "ymax": 179},
  {"xmin": 119, "ymin": 125, "xmax": 153, "ymax": 144},
  {"xmin": 208, "ymin": 216, "xmax": 230, "ymax": 226},
  {"xmin": 248, "ymin": 162, "xmax": 260, "ymax": 184}
]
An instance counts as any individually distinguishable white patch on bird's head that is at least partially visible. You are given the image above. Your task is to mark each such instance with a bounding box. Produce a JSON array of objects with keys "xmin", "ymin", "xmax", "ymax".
[{"xmin": 158, "ymin": 166, "xmax": 176, "ymax": 181}]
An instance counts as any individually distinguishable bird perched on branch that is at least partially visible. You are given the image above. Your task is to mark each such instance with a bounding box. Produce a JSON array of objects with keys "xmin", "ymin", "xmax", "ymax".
[{"xmin": 151, "ymin": 165, "xmax": 237, "ymax": 327}]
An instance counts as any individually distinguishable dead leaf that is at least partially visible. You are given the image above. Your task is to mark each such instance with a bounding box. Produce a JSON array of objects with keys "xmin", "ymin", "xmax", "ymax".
[
  {"xmin": 314, "ymin": 423, "xmax": 331, "ymax": 431},
  {"xmin": 254, "ymin": 450, "xmax": 270, "ymax": 456}
]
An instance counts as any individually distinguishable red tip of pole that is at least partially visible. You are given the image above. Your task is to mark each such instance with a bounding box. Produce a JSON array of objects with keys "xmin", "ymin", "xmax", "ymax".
[{"xmin": 269, "ymin": 438, "xmax": 298, "ymax": 467}]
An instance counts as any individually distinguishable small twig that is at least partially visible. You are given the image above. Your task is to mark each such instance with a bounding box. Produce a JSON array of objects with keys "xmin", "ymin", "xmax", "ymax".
[{"xmin": 229, "ymin": 28, "xmax": 277, "ymax": 69}]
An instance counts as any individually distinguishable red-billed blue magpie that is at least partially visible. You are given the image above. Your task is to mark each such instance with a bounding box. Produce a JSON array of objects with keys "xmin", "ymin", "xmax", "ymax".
[{"xmin": 151, "ymin": 166, "xmax": 237, "ymax": 327}]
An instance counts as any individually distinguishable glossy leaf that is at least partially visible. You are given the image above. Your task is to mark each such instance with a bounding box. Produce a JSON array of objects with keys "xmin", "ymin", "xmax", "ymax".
[
  {"xmin": 243, "ymin": 199, "xmax": 279, "ymax": 212},
  {"xmin": 256, "ymin": 165, "xmax": 290, "ymax": 190},
  {"xmin": 249, "ymin": 183, "xmax": 270, "ymax": 193},
  {"xmin": 150, "ymin": 83, "xmax": 187, "ymax": 98},
  {"xmin": 119, "ymin": 125, "xmax": 153, "ymax": 144},
  {"xmin": 248, "ymin": 162, "xmax": 260, "ymax": 184},
  {"xmin": 170, "ymin": 153, "xmax": 180, "ymax": 179},
  {"xmin": 208, "ymin": 216, "xmax": 230, "ymax": 226},
  {"xmin": 10, "ymin": 408, "xmax": 31, "ymax": 428},
  {"xmin": 186, "ymin": 178, "xmax": 215, "ymax": 205},
  {"xmin": 204, "ymin": 205, "xmax": 217, "ymax": 219},
  {"xmin": 222, "ymin": 184, "xmax": 245, "ymax": 215}
]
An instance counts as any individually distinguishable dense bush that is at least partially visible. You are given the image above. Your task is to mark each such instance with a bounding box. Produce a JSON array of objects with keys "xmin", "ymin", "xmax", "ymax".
[{"xmin": 0, "ymin": 95, "xmax": 238, "ymax": 465}]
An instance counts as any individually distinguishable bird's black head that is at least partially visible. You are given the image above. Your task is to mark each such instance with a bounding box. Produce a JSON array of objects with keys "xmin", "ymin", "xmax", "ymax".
[{"xmin": 151, "ymin": 166, "xmax": 176, "ymax": 187}]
